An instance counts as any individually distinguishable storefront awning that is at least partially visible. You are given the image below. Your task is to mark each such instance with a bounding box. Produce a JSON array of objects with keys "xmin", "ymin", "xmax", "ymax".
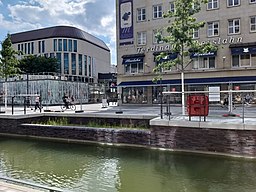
[
  {"xmin": 231, "ymin": 47, "xmax": 256, "ymax": 55},
  {"xmin": 153, "ymin": 52, "xmax": 178, "ymax": 63},
  {"xmin": 190, "ymin": 52, "xmax": 216, "ymax": 58},
  {"xmin": 122, "ymin": 54, "xmax": 145, "ymax": 65},
  {"xmin": 118, "ymin": 76, "xmax": 256, "ymax": 87}
]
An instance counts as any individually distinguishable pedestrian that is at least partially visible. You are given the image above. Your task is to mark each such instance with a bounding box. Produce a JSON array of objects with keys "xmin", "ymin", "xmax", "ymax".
[
  {"xmin": 71, "ymin": 95, "xmax": 75, "ymax": 103},
  {"xmin": 245, "ymin": 94, "xmax": 251, "ymax": 105},
  {"xmin": 34, "ymin": 96, "xmax": 40, "ymax": 111},
  {"xmin": 62, "ymin": 94, "xmax": 69, "ymax": 108},
  {"xmin": 223, "ymin": 94, "xmax": 228, "ymax": 106}
]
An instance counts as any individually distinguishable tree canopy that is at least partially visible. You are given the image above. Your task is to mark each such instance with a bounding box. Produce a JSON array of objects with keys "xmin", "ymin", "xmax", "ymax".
[
  {"xmin": 19, "ymin": 55, "xmax": 58, "ymax": 74},
  {"xmin": 153, "ymin": 0, "xmax": 218, "ymax": 78},
  {"xmin": 0, "ymin": 33, "xmax": 20, "ymax": 80},
  {"xmin": 153, "ymin": 0, "xmax": 218, "ymax": 115}
]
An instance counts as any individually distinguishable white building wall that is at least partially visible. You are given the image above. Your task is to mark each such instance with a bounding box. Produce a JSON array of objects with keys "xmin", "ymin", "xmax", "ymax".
[{"xmin": 12, "ymin": 28, "xmax": 110, "ymax": 83}]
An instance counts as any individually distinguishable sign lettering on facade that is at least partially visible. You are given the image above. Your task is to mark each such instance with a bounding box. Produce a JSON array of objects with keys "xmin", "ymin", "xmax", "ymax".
[{"xmin": 136, "ymin": 36, "xmax": 243, "ymax": 54}]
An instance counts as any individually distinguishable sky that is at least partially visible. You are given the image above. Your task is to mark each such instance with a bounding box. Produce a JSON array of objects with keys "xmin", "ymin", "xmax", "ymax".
[{"xmin": 0, "ymin": 0, "xmax": 117, "ymax": 64}]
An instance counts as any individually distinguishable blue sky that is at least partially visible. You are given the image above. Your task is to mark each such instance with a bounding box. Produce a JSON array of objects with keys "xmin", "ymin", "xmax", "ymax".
[{"xmin": 0, "ymin": 0, "xmax": 116, "ymax": 64}]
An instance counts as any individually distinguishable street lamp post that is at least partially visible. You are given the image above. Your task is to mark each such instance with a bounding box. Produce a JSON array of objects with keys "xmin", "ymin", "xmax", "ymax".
[{"xmin": 181, "ymin": 71, "xmax": 185, "ymax": 116}]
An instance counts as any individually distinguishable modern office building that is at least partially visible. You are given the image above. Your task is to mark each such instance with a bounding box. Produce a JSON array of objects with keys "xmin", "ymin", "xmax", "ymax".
[
  {"xmin": 116, "ymin": 0, "xmax": 256, "ymax": 104},
  {"xmin": 11, "ymin": 26, "xmax": 111, "ymax": 83}
]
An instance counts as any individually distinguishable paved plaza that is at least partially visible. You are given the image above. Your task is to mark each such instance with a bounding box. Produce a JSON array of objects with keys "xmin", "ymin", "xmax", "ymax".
[{"xmin": 1, "ymin": 102, "xmax": 256, "ymax": 125}]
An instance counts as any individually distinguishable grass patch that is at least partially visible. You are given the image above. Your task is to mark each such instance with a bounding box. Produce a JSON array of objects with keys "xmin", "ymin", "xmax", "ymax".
[
  {"xmin": 44, "ymin": 117, "xmax": 68, "ymax": 126},
  {"xmin": 38, "ymin": 117, "xmax": 147, "ymax": 130}
]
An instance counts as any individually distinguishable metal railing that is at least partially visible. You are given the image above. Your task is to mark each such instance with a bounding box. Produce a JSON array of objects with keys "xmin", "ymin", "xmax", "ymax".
[{"xmin": 161, "ymin": 89, "xmax": 256, "ymax": 124}]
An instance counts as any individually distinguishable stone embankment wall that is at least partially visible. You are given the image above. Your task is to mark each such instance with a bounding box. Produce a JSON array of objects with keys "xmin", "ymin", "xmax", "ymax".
[
  {"xmin": 150, "ymin": 126, "xmax": 256, "ymax": 157},
  {"xmin": 1, "ymin": 114, "xmax": 256, "ymax": 157},
  {"xmin": 19, "ymin": 124, "xmax": 151, "ymax": 146}
]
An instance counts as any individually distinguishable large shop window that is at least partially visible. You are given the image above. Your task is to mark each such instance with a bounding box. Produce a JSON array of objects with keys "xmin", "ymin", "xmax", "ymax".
[
  {"xmin": 122, "ymin": 54, "xmax": 144, "ymax": 74},
  {"xmin": 191, "ymin": 52, "xmax": 216, "ymax": 69},
  {"xmin": 122, "ymin": 87, "xmax": 148, "ymax": 104},
  {"xmin": 231, "ymin": 46, "xmax": 256, "ymax": 67},
  {"xmin": 152, "ymin": 86, "xmax": 181, "ymax": 104}
]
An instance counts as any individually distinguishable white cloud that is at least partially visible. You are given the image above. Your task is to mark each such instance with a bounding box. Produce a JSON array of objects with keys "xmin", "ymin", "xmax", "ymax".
[{"xmin": 0, "ymin": 0, "xmax": 117, "ymax": 64}]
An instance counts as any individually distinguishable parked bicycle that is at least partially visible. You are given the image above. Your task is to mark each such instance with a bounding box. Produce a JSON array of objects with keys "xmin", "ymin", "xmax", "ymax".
[{"xmin": 60, "ymin": 102, "xmax": 76, "ymax": 111}]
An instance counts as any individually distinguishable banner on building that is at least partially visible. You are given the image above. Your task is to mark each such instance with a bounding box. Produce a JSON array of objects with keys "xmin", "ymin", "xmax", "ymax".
[{"xmin": 119, "ymin": 0, "xmax": 134, "ymax": 45}]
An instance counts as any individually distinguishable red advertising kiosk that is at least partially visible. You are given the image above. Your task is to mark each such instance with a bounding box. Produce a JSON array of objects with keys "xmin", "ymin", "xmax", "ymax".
[{"xmin": 187, "ymin": 94, "xmax": 209, "ymax": 121}]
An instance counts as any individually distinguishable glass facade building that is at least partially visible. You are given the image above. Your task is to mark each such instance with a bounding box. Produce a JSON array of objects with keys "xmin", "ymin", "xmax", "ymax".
[{"xmin": 11, "ymin": 26, "xmax": 111, "ymax": 83}]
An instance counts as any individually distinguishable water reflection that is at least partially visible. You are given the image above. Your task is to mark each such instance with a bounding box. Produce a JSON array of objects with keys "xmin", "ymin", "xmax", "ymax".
[{"xmin": 0, "ymin": 137, "xmax": 256, "ymax": 192}]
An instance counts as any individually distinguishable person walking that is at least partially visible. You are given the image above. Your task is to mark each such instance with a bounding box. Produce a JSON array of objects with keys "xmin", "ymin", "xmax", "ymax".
[
  {"xmin": 62, "ymin": 94, "xmax": 69, "ymax": 109},
  {"xmin": 34, "ymin": 96, "xmax": 40, "ymax": 112},
  {"xmin": 71, "ymin": 95, "xmax": 75, "ymax": 103}
]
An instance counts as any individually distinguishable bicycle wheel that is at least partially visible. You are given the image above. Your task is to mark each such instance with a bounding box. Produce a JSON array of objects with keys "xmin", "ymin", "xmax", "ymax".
[
  {"xmin": 61, "ymin": 105, "xmax": 67, "ymax": 111},
  {"xmin": 70, "ymin": 104, "xmax": 76, "ymax": 111}
]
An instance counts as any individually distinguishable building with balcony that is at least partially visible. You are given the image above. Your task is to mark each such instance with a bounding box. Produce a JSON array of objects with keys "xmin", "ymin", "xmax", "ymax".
[
  {"xmin": 116, "ymin": 0, "xmax": 256, "ymax": 104},
  {"xmin": 11, "ymin": 26, "xmax": 111, "ymax": 83}
]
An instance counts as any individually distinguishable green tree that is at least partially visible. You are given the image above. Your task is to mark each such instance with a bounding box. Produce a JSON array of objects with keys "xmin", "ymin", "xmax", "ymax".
[
  {"xmin": 154, "ymin": 0, "xmax": 218, "ymax": 115},
  {"xmin": 19, "ymin": 55, "xmax": 58, "ymax": 74},
  {"xmin": 0, "ymin": 33, "xmax": 20, "ymax": 80}
]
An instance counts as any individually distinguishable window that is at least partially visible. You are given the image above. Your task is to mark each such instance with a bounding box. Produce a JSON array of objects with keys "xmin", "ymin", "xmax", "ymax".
[
  {"xmin": 232, "ymin": 54, "xmax": 254, "ymax": 67},
  {"xmin": 58, "ymin": 39, "xmax": 62, "ymax": 51},
  {"xmin": 71, "ymin": 53, "xmax": 76, "ymax": 75},
  {"xmin": 227, "ymin": 0, "xmax": 240, "ymax": 7},
  {"xmin": 73, "ymin": 40, "xmax": 77, "ymax": 52},
  {"xmin": 122, "ymin": 87, "xmax": 148, "ymax": 104},
  {"xmin": 42, "ymin": 41, "xmax": 45, "ymax": 53},
  {"xmin": 192, "ymin": 29, "xmax": 199, "ymax": 39},
  {"xmin": 56, "ymin": 53, "xmax": 62, "ymax": 73},
  {"xmin": 137, "ymin": 7, "xmax": 146, "ymax": 22},
  {"xmin": 228, "ymin": 19, "xmax": 240, "ymax": 34},
  {"xmin": 153, "ymin": 5, "xmax": 162, "ymax": 19},
  {"xmin": 68, "ymin": 39, "xmax": 72, "ymax": 52},
  {"xmin": 250, "ymin": 0, "xmax": 256, "ymax": 3},
  {"xmin": 208, "ymin": 0, "xmax": 218, "ymax": 9},
  {"xmin": 50, "ymin": 53, "xmax": 55, "ymax": 58},
  {"xmin": 53, "ymin": 39, "xmax": 57, "ymax": 51},
  {"xmin": 84, "ymin": 55, "xmax": 87, "ymax": 76},
  {"xmin": 38, "ymin": 41, "xmax": 42, "ymax": 53},
  {"xmin": 24, "ymin": 43, "xmax": 27, "ymax": 54},
  {"xmin": 232, "ymin": 55, "xmax": 239, "ymax": 67},
  {"xmin": 252, "ymin": 54, "xmax": 256, "ymax": 65},
  {"xmin": 125, "ymin": 65, "xmax": 130, "ymax": 74},
  {"xmin": 170, "ymin": 2, "xmax": 175, "ymax": 13},
  {"xmin": 64, "ymin": 53, "xmax": 69, "ymax": 74},
  {"xmin": 88, "ymin": 56, "xmax": 91, "ymax": 76},
  {"xmin": 21, "ymin": 44, "xmax": 24, "ymax": 52},
  {"xmin": 63, "ymin": 39, "xmax": 67, "ymax": 51},
  {"xmin": 192, "ymin": 57, "xmax": 216, "ymax": 69},
  {"xmin": 31, "ymin": 42, "xmax": 34, "ymax": 54},
  {"xmin": 125, "ymin": 63, "xmax": 144, "ymax": 74},
  {"xmin": 153, "ymin": 29, "xmax": 163, "ymax": 44},
  {"xmin": 137, "ymin": 31, "xmax": 146, "ymax": 45},
  {"xmin": 27, "ymin": 43, "xmax": 30, "ymax": 54},
  {"xmin": 250, "ymin": 16, "xmax": 256, "ymax": 32},
  {"xmin": 207, "ymin": 21, "xmax": 219, "ymax": 37},
  {"xmin": 79, "ymin": 54, "xmax": 82, "ymax": 75}
]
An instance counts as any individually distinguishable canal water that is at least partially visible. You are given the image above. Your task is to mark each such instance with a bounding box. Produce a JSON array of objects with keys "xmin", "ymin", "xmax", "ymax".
[{"xmin": 0, "ymin": 136, "xmax": 256, "ymax": 192}]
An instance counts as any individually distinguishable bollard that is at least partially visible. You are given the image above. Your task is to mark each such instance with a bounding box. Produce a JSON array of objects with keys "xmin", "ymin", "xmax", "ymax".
[
  {"xmin": 12, "ymin": 96, "xmax": 14, "ymax": 115},
  {"xmin": 24, "ymin": 97, "xmax": 26, "ymax": 114}
]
